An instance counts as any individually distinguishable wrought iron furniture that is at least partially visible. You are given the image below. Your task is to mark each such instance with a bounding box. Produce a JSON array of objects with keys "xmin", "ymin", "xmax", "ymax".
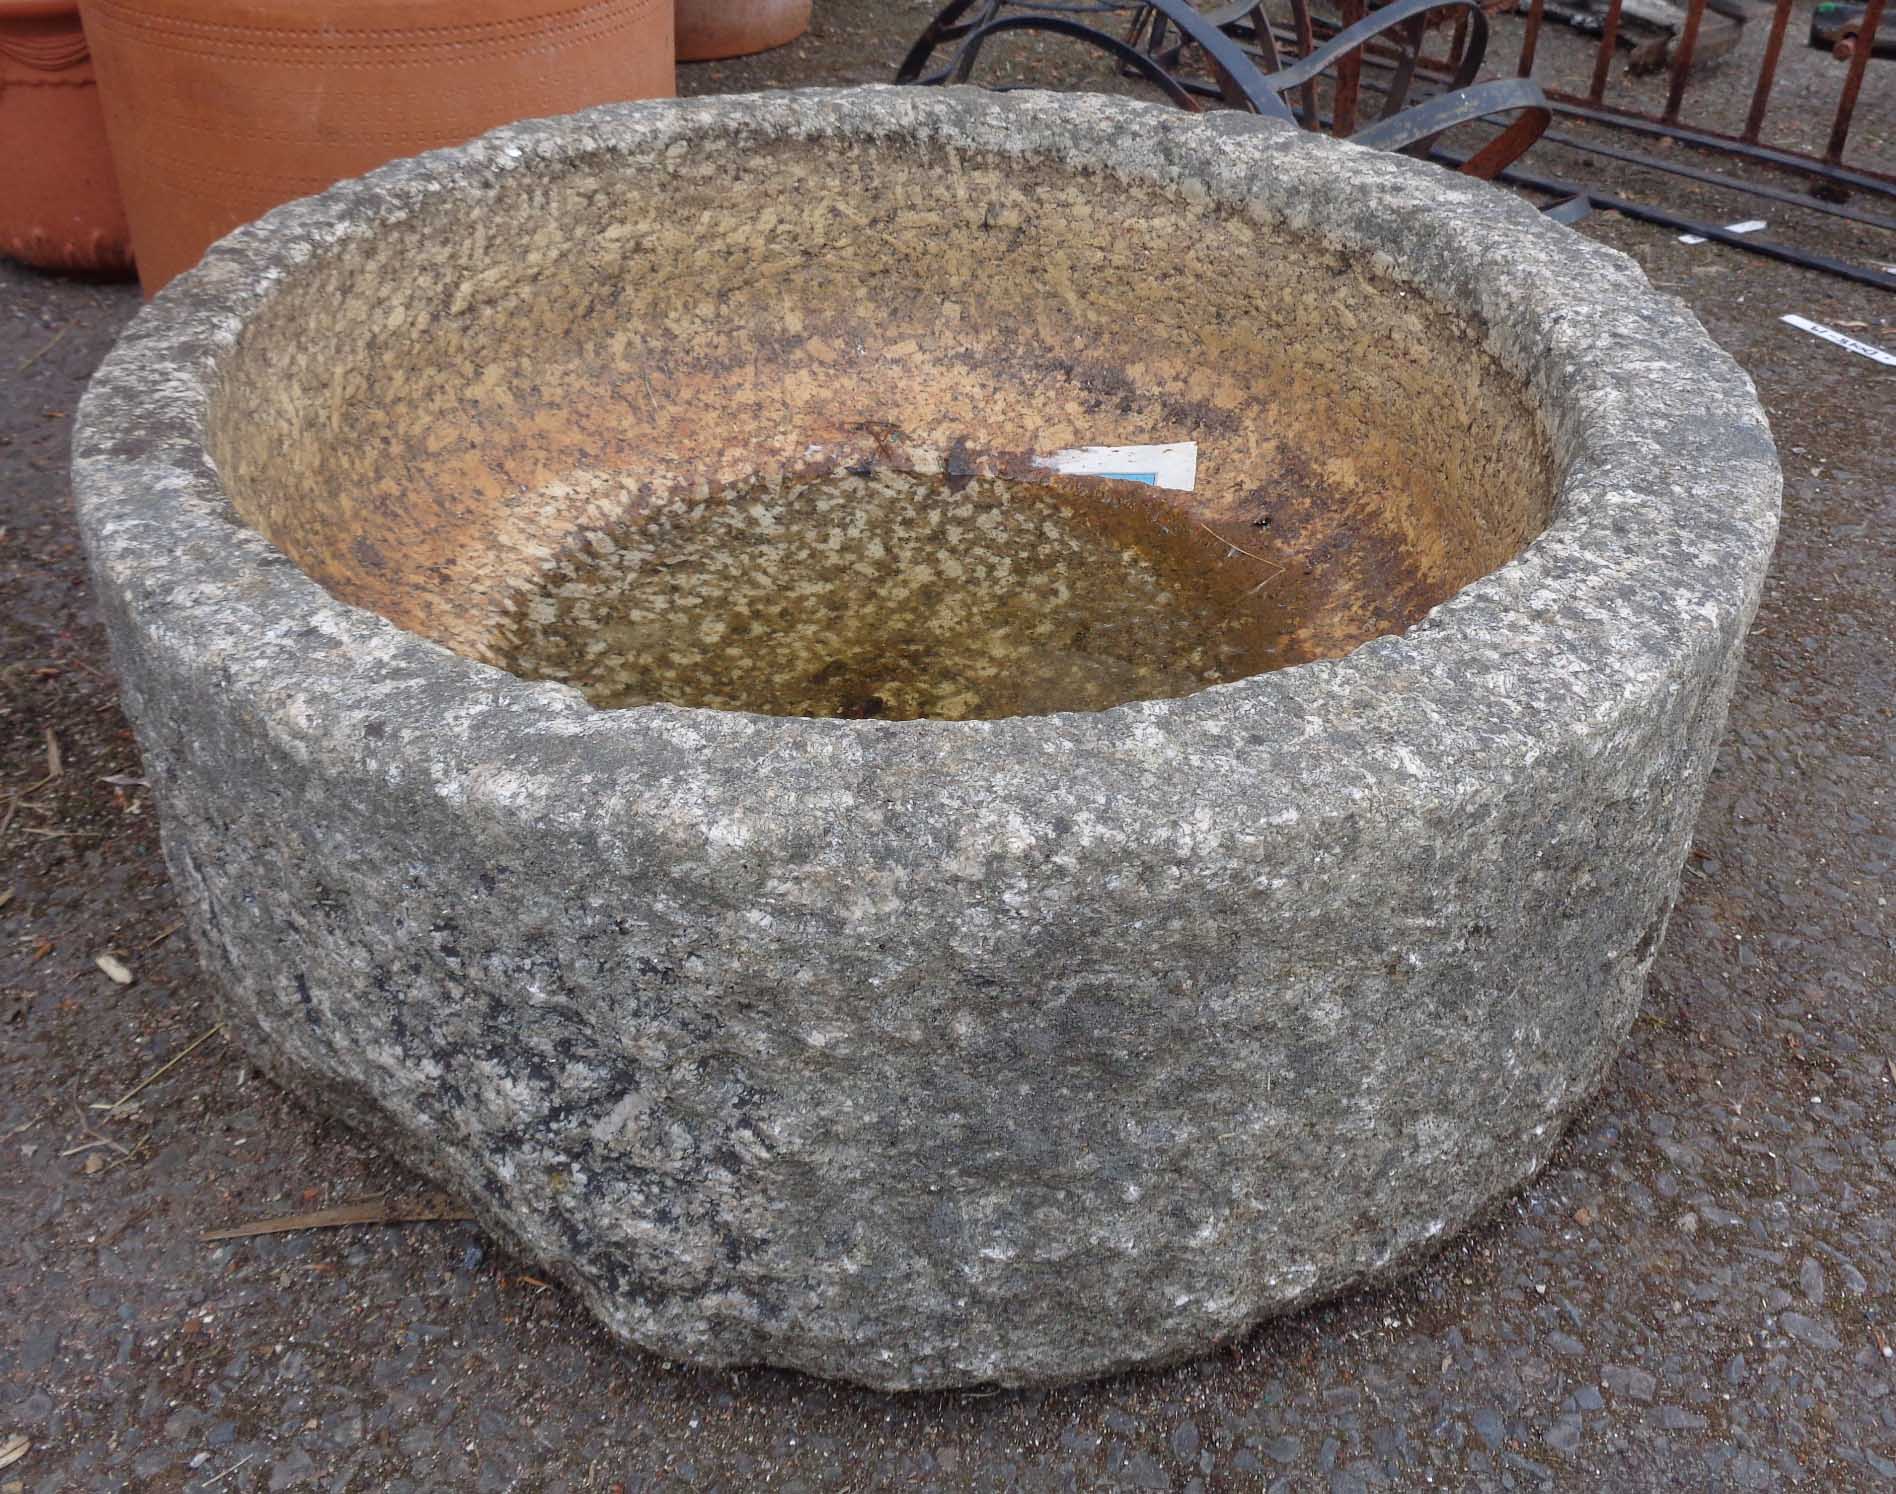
[{"xmin": 896, "ymin": 0, "xmax": 1552, "ymax": 178}]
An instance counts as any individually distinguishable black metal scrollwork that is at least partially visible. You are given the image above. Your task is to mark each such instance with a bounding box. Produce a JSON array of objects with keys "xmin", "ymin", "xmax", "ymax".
[{"xmin": 895, "ymin": 0, "xmax": 1551, "ymax": 179}]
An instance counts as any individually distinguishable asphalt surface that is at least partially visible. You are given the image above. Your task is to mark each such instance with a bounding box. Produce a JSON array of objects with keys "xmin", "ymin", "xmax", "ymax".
[{"xmin": 2, "ymin": 4, "xmax": 1893, "ymax": 1490}]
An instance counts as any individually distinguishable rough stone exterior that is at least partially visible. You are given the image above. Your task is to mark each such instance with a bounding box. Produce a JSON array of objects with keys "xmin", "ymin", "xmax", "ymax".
[{"xmin": 71, "ymin": 88, "xmax": 1779, "ymax": 1389}]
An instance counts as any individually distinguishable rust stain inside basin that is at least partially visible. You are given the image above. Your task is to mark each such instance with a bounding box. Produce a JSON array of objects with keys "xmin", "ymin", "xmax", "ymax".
[{"xmin": 208, "ymin": 132, "xmax": 1555, "ymax": 717}]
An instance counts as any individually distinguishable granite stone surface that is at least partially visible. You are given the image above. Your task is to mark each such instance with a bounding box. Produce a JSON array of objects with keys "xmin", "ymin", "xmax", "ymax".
[{"xmin": 69, "ymin": 87, "xmax": 1779, "ymax": 1389}]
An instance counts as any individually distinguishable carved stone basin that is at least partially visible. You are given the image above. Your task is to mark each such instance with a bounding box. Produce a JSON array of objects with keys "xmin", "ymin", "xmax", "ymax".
[{"xmin": 73, "ymin": 87, "xmax": 1778, "ymax": 1389}]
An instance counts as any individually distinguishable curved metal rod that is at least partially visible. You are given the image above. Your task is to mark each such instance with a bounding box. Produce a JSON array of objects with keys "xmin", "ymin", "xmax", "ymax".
[
  {"xmin": 942, "ymin": 14, "xmax": 1210, "ymax": 109},
  {"xmin": 1148, "ymin": 0, "xmax": 1284, "ymax": 72},
  {"xmin": 1146, "ymin": 0, "xmax": 1467, "ymax": 128},
  {"xmin": 1266, "ymin": 0, "xmax": 1489, "ymax": 96},
  {"xmin": 1376, "ymin": 12, "xmax": 1429, "ymax": 121},
  {"xmin": 1353, "ymin": 77, "xmax": 1552, "ymax": 176},
  {"xmin": 895, "ymin": 0, "xmax": 1004, "ymax": 85},
  {"xmin": 1130, "ymin": 0, "xmax": 1296, "ymax": 117},
  {"xmin": 894, "ymin": 0, "xmax": 1546, "ymax": 178},
  {"xmin": 899, "ymin": 0, "xmax": 1297, "ymax": 119},
  {"xmin": 1127, "ymin": 0, "xmax": 1292, "ymax": 114},
  {"xmin": 1286, "ymin": 0, "xmax": 1320, "ymax": 127}
]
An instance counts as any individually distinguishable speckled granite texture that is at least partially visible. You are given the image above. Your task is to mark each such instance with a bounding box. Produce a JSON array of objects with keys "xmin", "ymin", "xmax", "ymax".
[{"xmin": 70, "ymin": 87, "xmax": 1778, "ymax": 1390}]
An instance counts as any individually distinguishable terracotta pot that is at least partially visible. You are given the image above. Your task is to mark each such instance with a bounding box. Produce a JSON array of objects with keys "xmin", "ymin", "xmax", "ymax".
[
  {"xmin": 79, "ymin": 0, "xmax": 674, "ymax": 295},
  {"xmin": 0, "ymin": 0, "xmax": 134, "ymax": 276},
  {"xmin": 676, "ymin": 0, "xmax": 809, "ymax": 60}
]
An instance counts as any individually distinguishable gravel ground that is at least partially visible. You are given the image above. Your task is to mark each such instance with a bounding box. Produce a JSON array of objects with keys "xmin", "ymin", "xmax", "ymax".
[{"xmin": 3, "ymin": 5, "xmax": 1892, "ymax": 1490}]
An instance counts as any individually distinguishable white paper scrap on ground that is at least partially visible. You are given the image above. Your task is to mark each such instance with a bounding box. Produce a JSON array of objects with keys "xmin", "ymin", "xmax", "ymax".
[
  {"xmin": 1038, "ymin": 442, "xmax": 1198, "ymax": 491},
  {"xmin": 1780, "ymin": 314, "xmax": 1896, "ymax": 367},
  {"xmin": 1678, "ymin": 219, "xmax": 1767, "ymax": 246}
]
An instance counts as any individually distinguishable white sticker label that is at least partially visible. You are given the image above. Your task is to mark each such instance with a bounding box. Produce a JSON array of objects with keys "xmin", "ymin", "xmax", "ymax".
[
  {"xmin": 1038, "ymin": 442, "xmax": 1198, "ymax": 492},
  {"xmin": 1780, "ymin": 314, "xmax": 1896, "ymax": 367},
  {"xmin": 1678, "ymin": 219, "xmax": 1767, "ymax": 245}
]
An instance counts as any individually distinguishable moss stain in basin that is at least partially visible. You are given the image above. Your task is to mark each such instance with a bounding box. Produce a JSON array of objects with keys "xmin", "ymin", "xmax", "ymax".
[{"xmin": 488, "ymin": 465, "xmax": 1321, "ymax": 720}]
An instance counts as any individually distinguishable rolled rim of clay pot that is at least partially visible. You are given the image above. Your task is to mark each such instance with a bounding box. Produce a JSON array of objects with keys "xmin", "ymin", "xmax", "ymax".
[
  {"xmin": 74, "ymin": 88, "xmax": 1779, "ymax": 833},
  {"xmin": 0, "ymin": 1, "xmax": 81, "ymax": 21},
  {"xmin": 75, "ymin": 0, "xmax": 648, "ymax": 21},
  {"xmin": 677, "ymin": 0, "xmax": 809, "ymax": 61}
]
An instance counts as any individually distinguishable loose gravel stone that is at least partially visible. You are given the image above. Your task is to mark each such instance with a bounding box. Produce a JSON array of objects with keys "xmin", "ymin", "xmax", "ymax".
[
  {"xmin": 1472, "ymin": 1410, "xmax": 1507, "ymax": 1450},
  {"xmin": 1779, "ymin": 1313, "xmax": 1843, "ymax": 1351},
  {"xmin": 1602, "ymin": 1366, "xmax": 1657, "ymax": 1402}
]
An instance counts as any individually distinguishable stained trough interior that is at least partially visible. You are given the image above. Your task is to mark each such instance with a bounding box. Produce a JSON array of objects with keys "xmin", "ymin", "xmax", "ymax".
[{"xmin": 209, "ymin": 134, "xmax": 1556, "ymax": 720}]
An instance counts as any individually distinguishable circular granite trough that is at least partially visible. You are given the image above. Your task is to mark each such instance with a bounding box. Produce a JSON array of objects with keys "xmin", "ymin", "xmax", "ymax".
[{"xmin": 72, "ymin": 88, "xmax": 1779, "ymax": 1389}]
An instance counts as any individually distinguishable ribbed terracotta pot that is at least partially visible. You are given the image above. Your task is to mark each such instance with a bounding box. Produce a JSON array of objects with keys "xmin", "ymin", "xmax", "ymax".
[
  {"xmin": 676, "ymin": 0, "xmax": 809, "ymax": 60},
  {"xmin": 0, "ymin": 0, "xmax": 133, "ymax": 276},
  {"xmin": 79, "ymin": 0, "xmax": 675, "ymax": 295}
]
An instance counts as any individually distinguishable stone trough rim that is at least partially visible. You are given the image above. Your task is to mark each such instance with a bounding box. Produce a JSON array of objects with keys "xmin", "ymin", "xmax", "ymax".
[{"xmin": 72, "ymin": 85, "xmax": 1780, "ymax": 830}]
